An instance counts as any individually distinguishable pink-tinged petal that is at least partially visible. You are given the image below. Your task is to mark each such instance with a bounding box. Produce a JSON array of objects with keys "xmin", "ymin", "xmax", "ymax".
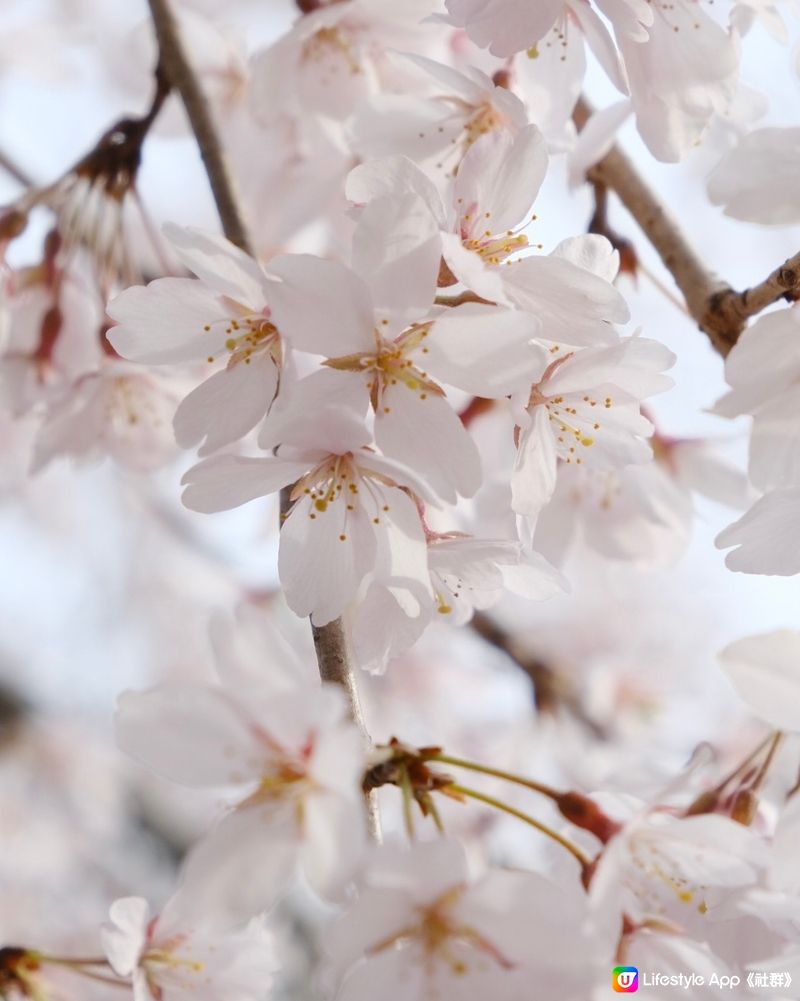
[
  {"xmin": 550, "ymin": 234, "xmax": 621, "ymax": 283},
  {"xmin": 107, "ymin": 278, "xmax": 232, "ymax": 364},
  {"xmin": 455, "ymin": 125, "xmax": 548, "ymax": 234},
  {"xmin": 393, "ymin": 51, "xmax": 490, "ymax": 104},
  {"xmin": 102, "ymin": 897, "xmax": 150, "ymax": 977},
  {"xmin": 356, "ymin": 451, "xmax": 442, "ymax": 507},
  {"xmin": 546, "ymin": 338, "xmax": 674, "ymax": 397},
  {"xmin": 439, "ymin": 232, "xmax": 511, "ymax": 305},
  {"xmin": 346, "ymin": 156, "xmax": 446, "ymax": 227},
  {"xmin": 259, "ymin": 369, "xmax": 371, "ymax": 455},
  {"xmin": 707, "ymin": 127, "xmax": 800, "ymax": 225},
  {"xmin": 181, "ymin": 454, "xmax": 309, "ymax": 513},
  {"xmin": 163, "ymin": 223, "xmax": 272, "ymax": 308},
  {"xmin": 375, "ymin": 384, "xmax": 482, "ymax": 501},
  {"xmin": 173, "ymin": 808, "xmax": 298, "ymax": 928},
  {"xmin": 426, "ymin": 303, "xmax": 548, "ymax": 396},
  {"xmin": 174, "ymin": 353, "xmax": 279, "ymax": 456},
  {"xmin": 115, "ymin": 685, "xmax": 260, "ymax": 787},
  {"xmin": 568, "ymin": 101, "xmax": 632, "ymax": 187},
  {"xmin": 716, "ymin": 489, "xmax": 800, "ymax": 576},
  {"xmin": 352, "ymin": 194, "xmax": 441, "ymax": 332},
  {"xmin": 443, "ymin": 0, "xmax": 565, "ymax": 57},
  {"xmin": 571, "ymin": 0, "xmax": 629, "ymax": 95},
  {"xmin": 351, "ymin": 94, "xmax": 470, "ymax": 166},
  {"xmin": 504, "ymin": 253, "xmax": 630, "ymax": 335},
  {"xmin": 749, "ymin": 385, "xmax": 800, "ymax": 490},
  {"xmin": 349, "ymin": 580, "xmax": 430, "ymax": 674},
  {"xmin": 501, "ymin": 547, "xmax": 568, "ymax": 600},
  {"xmin": 720, "ymin": 630, "xmax": 800, "ymax": 731},
  {"xmin": 248, "ymin": 686, "xmax": 348, "ymax": 763},
  {"xmin": 302, "ymin": 791, "xmax": 366, "ymax": 901},
  {"xmin": 512, "ymin": 405, "xmax": 558, "ymax": 517},
  {"xmin": 279, "ymin": 495, "xmax": 377, "ymax": 625},
  {"xmin": 325, "ymin": 886, "xmax": 415, "ymax": 982},
  {"xmin": 266, "ymin": 255, "xmax": 374, "ymax": 356}
]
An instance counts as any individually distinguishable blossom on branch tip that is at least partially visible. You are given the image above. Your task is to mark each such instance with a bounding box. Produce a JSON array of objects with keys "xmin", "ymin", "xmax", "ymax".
[{"xmin": 182, "ymin": 404, "xmax": 432, "ymax": 626}]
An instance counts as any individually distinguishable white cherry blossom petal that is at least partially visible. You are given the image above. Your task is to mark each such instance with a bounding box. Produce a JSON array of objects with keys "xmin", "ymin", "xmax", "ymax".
[
  {"xmin": 181, "ymin": 454, "xmax": 310, "ymax": 513},
  {"xmin": 720, "ymin": 630, "xmax": 800, "ymax": 730},
  {"xmin": 174, "ymin": 352, "xmax": 279, "ymax": 456}
]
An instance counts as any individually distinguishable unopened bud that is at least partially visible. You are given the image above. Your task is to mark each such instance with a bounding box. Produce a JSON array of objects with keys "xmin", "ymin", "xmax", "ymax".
[
  {"xmin": 556, "ymin": 791, "xmax": 620, "ymax": 844},
  {"xmin": 492, "ymin": 69, "xmax": 512, "ymax": 90}
]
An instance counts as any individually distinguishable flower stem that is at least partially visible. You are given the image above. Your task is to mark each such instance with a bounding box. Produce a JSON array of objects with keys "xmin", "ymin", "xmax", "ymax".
[
  {"xmin": 446, "ymin": 784, "xmax": 591, "ymax": 872},
  {"xmin": 426, "ymin": 753, "xmax": 562, "ymax": 800}
]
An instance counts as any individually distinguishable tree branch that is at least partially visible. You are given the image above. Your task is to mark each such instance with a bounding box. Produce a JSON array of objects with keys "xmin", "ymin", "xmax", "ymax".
[
  {"xmin": 148, "ymin": 0, "xmax": 379, "ymax": 838},
  {"xmin": 146, "ymin": 0, "xmax": 253, "ymax": 255},
  {"xmin": 470, "ymin": 611, "xmax": 607, "ymax": 739},
  {"xmin": 574, "ymin": 98, "xmax": 800, "ymax": 357}
]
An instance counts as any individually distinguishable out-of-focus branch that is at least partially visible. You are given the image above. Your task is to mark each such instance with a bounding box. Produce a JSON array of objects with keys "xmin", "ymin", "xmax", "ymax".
[
  {"xmin": 0, "ymin": 148, "xmax": 34, "ymax": 189},
  {"xmin": 470, "ymin": 611, "xmax": 607, "ymax": 739},
  {"xmin": 148, "ymin": 0, "xmax": 379, "ymax": 840},
  {"xmin": 574, "ymin": 98, "xmax": 800, "ymax": 357},
  {"xmin": 147, "ymin": 0, "xmax": 253, "ymax": 255}
]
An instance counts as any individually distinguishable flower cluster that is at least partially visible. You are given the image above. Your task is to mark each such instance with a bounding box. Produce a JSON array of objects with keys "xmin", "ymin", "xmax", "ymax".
[{"xmin": 2, "ymin": 2, "xmax": 800, "ymax": 1001}]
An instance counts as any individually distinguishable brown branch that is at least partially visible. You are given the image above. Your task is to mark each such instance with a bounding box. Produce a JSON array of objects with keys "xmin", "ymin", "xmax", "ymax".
[
  {"xmin": 148, "ymin": 0, "xmax": 378, "ymax": 839},
  {"xmin": 470, "ymin": 611, "xmax": 607, "ymax": 739},
  {"xmin": 146, "ymin": 0, "xmax": 253, "ymax": 255},
  {"xmin": 574, "ymin": 98, "xmax": 800, "ymax": 357}
]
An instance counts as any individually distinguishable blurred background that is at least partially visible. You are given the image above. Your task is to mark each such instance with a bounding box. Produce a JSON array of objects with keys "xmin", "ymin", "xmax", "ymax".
[{"xmin": 1, "ymin": 1, "xmax": 800, "ymax": 997}]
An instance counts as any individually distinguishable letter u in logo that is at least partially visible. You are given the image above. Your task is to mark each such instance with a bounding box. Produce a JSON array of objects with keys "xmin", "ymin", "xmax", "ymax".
[{"xmin": 612, "ymin": 967, "xmax": 639, "ymax": 993}]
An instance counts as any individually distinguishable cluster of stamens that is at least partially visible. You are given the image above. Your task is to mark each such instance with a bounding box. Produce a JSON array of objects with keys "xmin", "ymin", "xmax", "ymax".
[
  {"xmin": 202, "ymin": 313, "xmax": 280, "ymax": 367},
  {"xmin": 325, "ymin": 325, "xmax": 441, "ymax": 414},
  {"xmin": 532, "ymin": 388, "xmax": 613, "ymax": 467},
  {"xmin": 290, "ymin": 453, "xmax": 393, "ymax": 542}
]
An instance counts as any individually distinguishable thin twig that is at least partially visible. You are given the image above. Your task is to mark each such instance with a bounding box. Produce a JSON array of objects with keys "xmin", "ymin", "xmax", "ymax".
[
  {"xmin": 470, "ymin": 610, "xmax": 607, "ymax": 739},
  {"xmin": 148, "ymin": 0, "xmax": 379, "ymax": 841},
  {"xmin": 146, "ymin": 0, "xmax": 253, "ymax": 254},
  {"xmin": 0, "ymin": 148, "xmax": 34, "ymax": 189},
  {"xmin": 574, "ymin": 98, "xmax": 800, "ymax": 357}
]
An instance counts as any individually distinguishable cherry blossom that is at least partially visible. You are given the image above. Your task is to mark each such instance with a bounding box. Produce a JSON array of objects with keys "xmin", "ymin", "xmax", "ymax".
[
  {"xmin": 613, "ymin": 0, "xmax": 740, "ymax": 162},
  {"xmin": 102, "ymin": 895, "xmax": 275, "ymax": 1001},
  {"xmin": 348, "ymin": 533, "xmax": 566, "ymax": 672},
  {"xmin": 511, "ymin": 336, "xmax": 675, "ymax": 521},
  {"xmin": 250, "ymin": 0, "xmax": 440, "ymax": 121},
  {"xmin": 182, "ymin": 404, "xmax": 432, "ymax": 627},
  {"xmin": 115, "ymin": 671, "xmax": 367, "ymax": 919},
  {"xmin": 351, "ymin": 53, "xmax": 529, "ymax": 177},
  {"xmin": 107, "ymin": 225, "xmax": 285, "ymax": 455},
  {"xmin": 589, "ymin": 801, "xmax": 767, "ymax": 930},
  {"xmin": 326, "ymin": 839, "xmax": 601, "ymax": 1001},
  {"xmin": 263, "ymin": 211, "xmax": 547, "ymax": 502},
  {"xmin": 31, "ymin": 361, "xmax": 182, "ymax": 472}
]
